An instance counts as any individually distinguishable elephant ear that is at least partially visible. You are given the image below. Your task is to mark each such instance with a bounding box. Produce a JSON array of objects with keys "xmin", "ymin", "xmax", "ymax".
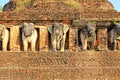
[
  {"xmin": 85, "ymin": 23, "xmax": 96, "ymax": 31},
  {"xmin": 48, "ymin": 25, "xmax": 53, "ymax": 34},
  {"xmin": 63, "ymin": 25, "xmax": 69, "ymax": 34}
]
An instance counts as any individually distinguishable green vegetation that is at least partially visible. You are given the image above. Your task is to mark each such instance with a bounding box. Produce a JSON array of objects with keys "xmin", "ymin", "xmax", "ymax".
[
  {"xmin": 64, "ymin": 0, "xmax": 83, "ymax": 10},
  {"xmin": 14, "ymin": 0, "xmax": 83, "ymax": 12},
  {"xmin": 14, "ymin": 0, "xmax": 31, "ymax": 12},
  {"xmin": 0, "ymin": 6, "xmax": 2, "ymax": 12}
]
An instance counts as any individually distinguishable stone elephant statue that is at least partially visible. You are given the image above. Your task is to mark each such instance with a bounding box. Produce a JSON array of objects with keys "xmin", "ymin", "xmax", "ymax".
[
  {"xmin": 80, "ymin": 22, "xmax": 96, "ymax": 50},
  {"xmin": 108, "ymin": 23, "xmax": 120, "ymax": 50},
  {"xmin": 22, "ymin": 23, "xmax": 38, "ymax": 51},
  {"xmin": 0, "ymin": 24, "xmax": 9, "ymax": 51},
  {"xmin": 48, "ymin": 22, "xmax": 69, "ymax": 52},
  {"xmin": 72, "ymin": 20, "xmax": 96, "ymax": 51}
]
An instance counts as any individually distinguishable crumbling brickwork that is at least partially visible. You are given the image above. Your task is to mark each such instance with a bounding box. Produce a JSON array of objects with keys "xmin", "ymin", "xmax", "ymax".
[
  {"xmin": 97, "ymin": 28, "xmax": 108, "ymax": 50},
  {"xmin": 0, "ymin": 0, "xmax": 120, "ymax": 79},
  {"xmin": 9, "ymin": 26, "xmax": 20, "ymax": 51},
  {"xmin": 0, "ymin": 51, "xmax": 119, "ymax": 79},
  {"xmin": 39, "ymin": 26, "xmax": 49, "ymax": 51},
  {"xmin": 69, "ymin": 28, "xmax": 78, "ymax": 51},
  {"xmin": 1, "ymin": 0, "xmax": 120, "ymax": 21}
]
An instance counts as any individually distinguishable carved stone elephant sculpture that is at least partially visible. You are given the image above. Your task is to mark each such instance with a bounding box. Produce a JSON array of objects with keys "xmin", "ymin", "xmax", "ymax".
[
  {"xmin": 108, "ymin": 23, "xmax": 120, "ymax": 50},
  {"xmin": 22, "ymin": 23, "xmax": 38, "ymax": 51},
  {"xmin": 0, "ymin": 24, "xmax": 9, "ymax": 51},
  {"xmin": 80, "ymin": 23, "xmax": 96, "ymax": 50},
  {"xmin": 48, "ymin": 22, "xmax": 69, "ymax": 52},
  {"xmin": 72, "ymin": 20, "xmax": 96, "ymax": 51}
]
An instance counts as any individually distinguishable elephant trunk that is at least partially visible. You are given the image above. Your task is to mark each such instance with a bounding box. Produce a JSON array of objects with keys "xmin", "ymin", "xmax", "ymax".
[
  {"xmin": 56, "ymin": 35, "xmax": 62, "ymax": 50},
  {"xmin": 57, "ymin": 40, "xmax": 60, "ymax": 50}
]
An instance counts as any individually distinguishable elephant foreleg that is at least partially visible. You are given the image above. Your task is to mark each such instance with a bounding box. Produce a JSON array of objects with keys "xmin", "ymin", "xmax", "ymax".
[
  {"xmin": 90, "ymin": 41, "xmax": 95, "ymax": 50},
  {"xmin": 80, "ymin": 32, "xmax": 87, "ymax": 50},
  {"xmin": 2, "ymin": 40, "xmax": 8, "ymax": 51},
  {"xmin": 57, "ymin": 40, "xmax": 60, "ymax": 50},
  {"xmin": 23, "ymin": 40, "xmax": 28, "ymax": 51},
  {"xmin": 52, "ymin": 37, "xmax": 57, "ymax": 52},
  {"xmin": 2, "ymin": 29, "xmax": 9, "ymax": 51},
  {"xmin": 61, "ymin": 35, "xmax": 66, "ymax": 51},
  {"xmin": 113, "ymin": 40, "xmax": 117, "ymax": 51},
  {"xmin": 31, "ymin": 30, "xmax": 37, "ymax": 51},
  {"xmin": 90, "ymin": 38, "xmax": 95, "ymax": 50},
  {"xmin": 61, "ymin": 35, "xmax": 66, "ymax": 52},
  {"xmin": 31, "ymin": 41, "xmax": 36, "ymax": 51}
]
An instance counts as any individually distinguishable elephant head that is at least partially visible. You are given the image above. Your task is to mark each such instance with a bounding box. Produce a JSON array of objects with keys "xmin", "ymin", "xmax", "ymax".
[
  {"xmin": 22, "ymin": 22, "xmax": 38, "ymax": 51},
  {"xmin": 48, "ymin": 22, "xmax": 69, "ymax": 51},
  {"xmin": 108, "ymin": 23, "xmax": 120, "ymax": 50},
  {"xmin": 22, "ymin": 23, "xmax": 35, "ymax": 37},
  {"xmin": 85, "ymin": 22, "xmax": 96, "ymax": 37},
  {"xmin": 80, "ymin": 22, "xmax": 96, "ymax": 50},
  {"xmin": 0, "ymin": 24, "xmax": 9, "ymax": 51},
  {"xmin": 115, "ymin": 23, "xmax": 120, "ymax": 36}
]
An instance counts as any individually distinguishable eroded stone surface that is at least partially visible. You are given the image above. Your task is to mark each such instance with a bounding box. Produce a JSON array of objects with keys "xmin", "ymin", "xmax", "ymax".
[{"xmin": 0, "ymin": 51, "xmax": 119, "ymax": 79}]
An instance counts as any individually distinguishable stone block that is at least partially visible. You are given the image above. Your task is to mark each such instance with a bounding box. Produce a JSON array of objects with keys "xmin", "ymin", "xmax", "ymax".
[
  {"xmin": 9, "ymin": 26, "xmax": 20, "ymax": 51},
  {"xmin": 97, "ymin": 28, "xmax": 108, "ymax": 50},
  {"xmin": 39, "ymin": 26, "xmax": 49, "ymax": 51},
  {"xmin": 69, "ymin": 28, "xmax": 78, "ymax": 51}
]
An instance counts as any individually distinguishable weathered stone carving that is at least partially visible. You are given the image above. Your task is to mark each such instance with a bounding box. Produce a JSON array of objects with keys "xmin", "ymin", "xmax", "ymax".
[
  {"xmin": 48, "ymin": 22, "xmax": 69, "ymax": 52},
  {"xmin": 22, "ymin": 23, "xmax": 38, "ymax": 51},
  {"xmin": 0, "ymin": 24, "xmax": 9, "ymax": 51},
  {"xmin": 80, "ymin": 22, "xmax": 96, "ymax": 50},
  {"xmin": 72, "ymin": 20, "xmax": 96, "ymax": 51},
  {"xmin": 108, "ymin": 23, "xmax": 120, "ymax": 50}
]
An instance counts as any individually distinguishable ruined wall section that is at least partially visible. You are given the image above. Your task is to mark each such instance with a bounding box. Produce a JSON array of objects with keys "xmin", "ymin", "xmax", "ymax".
[
  {"xmin": 0, "ymin": 51, "xmax": 119, "ymax": 79},
  {"xmin": 1, "ymin": 0, "xmax": 120, "ymax": 22}
]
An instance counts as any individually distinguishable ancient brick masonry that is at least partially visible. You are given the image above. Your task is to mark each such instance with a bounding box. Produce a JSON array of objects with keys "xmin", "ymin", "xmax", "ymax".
[
  {"xmin": 5, "ymin": 25, "xmax": 49, "ymax": 51},
  {"xmin": 2, "ymin": 0, "xmax": 120, "ymax": 21},
  {"xmin": 0, "ymin": 0, "xmax": 120, "ymax": 79},
  {"xmin": 0, "ymin": 51, "xmax": 120, "ymax": 79},
  {"xmin": 4, "ymin": 23, "xmax": 109, "ymax": 52},
  {"xmin": 69, "ymin": 28, "xmax": 78, "ymax": 51},
  {"xmin": 9, "ymin": 26, "xmax": 20, "ymax": 51},
  {"xmin": 97, "ymin": 28, "xmax": 108, "ymax": 50}
]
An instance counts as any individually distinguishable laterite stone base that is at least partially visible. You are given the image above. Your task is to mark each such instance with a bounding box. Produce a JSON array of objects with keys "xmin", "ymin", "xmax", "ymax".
[{"xmin": 0, "ymin": 51, "xmax": 119, "ymax": 80}]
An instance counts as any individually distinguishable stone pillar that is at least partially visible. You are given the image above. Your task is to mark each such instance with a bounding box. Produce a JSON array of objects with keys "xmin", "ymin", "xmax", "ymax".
[
  {"xmin": 97, "ymin": 28, "xmax": 108, "ymax": 50},
  {"xmin": 9, "ymin": 26, "xmax": 20, "ymax": 51},
  {"xmin": 39, "ymin": 26, "xmax": 49, "ymax": 51},
  {"xmin": 69, "ymin": 28, "xmax": 78, "ymax": 51}
]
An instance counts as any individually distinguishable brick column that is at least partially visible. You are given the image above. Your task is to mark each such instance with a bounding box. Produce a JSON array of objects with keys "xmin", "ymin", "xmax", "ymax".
[
  {"xmin": 9, "ymin": 26, "xmax": 20, "ymax": 51},
  {"xmin": 69, "ymin": 28, "xmax": 78, "ymax": 51},
  {"xmin": 97, "ymin": 28, "xmax": 108, "ymax": 50},
  {"xmin": 39, "ymin": 26, "xmax": 49, "ymax": 51}
]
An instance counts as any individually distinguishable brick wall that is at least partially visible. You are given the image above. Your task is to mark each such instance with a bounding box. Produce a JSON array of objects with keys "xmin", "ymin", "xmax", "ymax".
[
  {"xmin": 97, "ymin": 28, "xmax": 108, "ymax": 50},
  {"xmin": 1, "ymin": 1, "xmax": 120, "ymax": 21},
  {"xmin": 0, "ymin": 51, "xmax": 119, "ymax": 80},
  {"xmin": 1, "ymin": 24, "xmax": 118, "ymax": 51}
]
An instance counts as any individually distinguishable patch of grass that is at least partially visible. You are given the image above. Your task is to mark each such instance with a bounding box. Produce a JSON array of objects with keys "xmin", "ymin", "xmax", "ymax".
[
  {"xmin": 13, "ymin": 0, "xmax": 83, "ymax": 12},
  {"xmin": 64, "ymin": 0, "xmax": 83, "ymax": 10},
  {"xmin": 14, "ymin": 0, "xmax": 31, "ymax": 12}
]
